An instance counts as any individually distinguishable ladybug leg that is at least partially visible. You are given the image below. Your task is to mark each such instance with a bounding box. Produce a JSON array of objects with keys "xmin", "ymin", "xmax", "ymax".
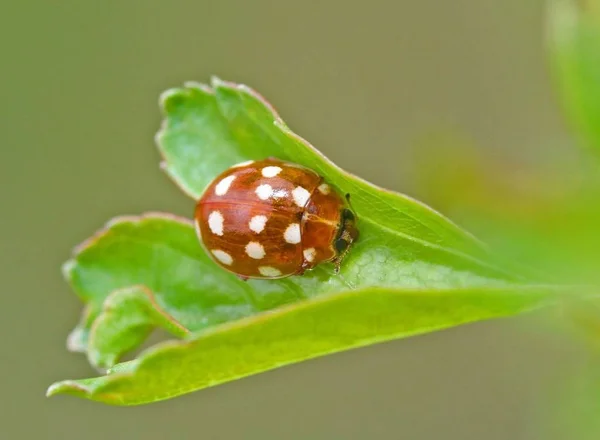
[
  {"xmin": 332, "ymin": 258, "xmax": 342, "ymax": 274},
  {"xmin": 235, "ymin": 274, "xmax": 249, "ymax": 282},
  {"xmin": 344, "ymin": 193, "xmax": 358, "ymax": 218},
  {"xmin": 297, "ymin": 259, "xmax": 313, "ymax": 276},
  {"xmin": 296, "ymin": 265, "xmax": 307, "ymax": 276}
]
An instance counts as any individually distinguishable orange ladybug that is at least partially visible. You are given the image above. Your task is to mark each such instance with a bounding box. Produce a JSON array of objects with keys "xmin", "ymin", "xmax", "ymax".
[{"xmin": 194, "ymin": 158, "xmax": 359, "ymax": 280}]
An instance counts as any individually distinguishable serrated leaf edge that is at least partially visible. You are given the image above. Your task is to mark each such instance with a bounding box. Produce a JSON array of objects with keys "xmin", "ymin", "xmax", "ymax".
[{"xmin": 66, "ymin": 212, "xmax": 193, "ymax": 261}]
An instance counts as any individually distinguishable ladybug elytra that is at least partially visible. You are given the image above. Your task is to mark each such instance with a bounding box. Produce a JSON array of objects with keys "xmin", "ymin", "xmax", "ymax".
[{"xmin": 194, "ymin": 158, "xmax": 359, "ymax": 280}]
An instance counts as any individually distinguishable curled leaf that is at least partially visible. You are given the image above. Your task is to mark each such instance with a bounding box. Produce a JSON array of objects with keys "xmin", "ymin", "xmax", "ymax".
[{"xmin": 87, "ymin": 286, "xmax": 189, "ymax": 369}]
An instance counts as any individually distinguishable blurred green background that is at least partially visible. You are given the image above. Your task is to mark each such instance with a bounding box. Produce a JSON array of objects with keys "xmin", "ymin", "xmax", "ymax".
[{"xmin": 1, "ymin": 0, "xmax": 596, "ymax": 438}]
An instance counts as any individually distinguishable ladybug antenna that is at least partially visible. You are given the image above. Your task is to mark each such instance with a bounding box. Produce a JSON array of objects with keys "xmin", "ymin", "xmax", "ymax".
[{"xmin": 344, "ymin": 193, "xmax": 357, "ymax": 218}]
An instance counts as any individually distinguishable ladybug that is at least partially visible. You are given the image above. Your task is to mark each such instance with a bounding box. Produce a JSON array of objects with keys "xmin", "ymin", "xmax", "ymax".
[{"xmin": 194, "ymin": 158, "xmax": 359, "ymax": 280}]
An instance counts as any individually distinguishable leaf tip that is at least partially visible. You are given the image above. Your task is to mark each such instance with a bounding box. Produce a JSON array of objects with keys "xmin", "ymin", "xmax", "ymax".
[
  {"xmin": 66, "ymin": 324, "xmax": 88, "ymax": 353},
  {"xmin": 209, "ymin": 74, "xmax": 228, "ymax": 89},
  {"xmin": 217, "ymin": 77, "xmax": 283, "ymax": 122},
  {"xmin": 158, "ymin": 87, "xmax": 185, "ymax": 114},
  {"xmin": 46, "ymin": 380, "xmax": 90, "ymax": 399},
  {"xmin": 183, "ymin": 80, "xmax": 213, "ymax": 94},
  {"xmin": 158, "ymin": 83, "xmax": 212, "ymax": 115},
  {"xmin": 61, "ymin": 258, "xmax": 76, "ymax": 282}
]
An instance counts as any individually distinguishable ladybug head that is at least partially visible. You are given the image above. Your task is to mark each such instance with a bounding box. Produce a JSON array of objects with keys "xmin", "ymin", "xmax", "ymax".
[{"xmin": 332, "ymin": 207, "xmax": 359, "ymax": 273}]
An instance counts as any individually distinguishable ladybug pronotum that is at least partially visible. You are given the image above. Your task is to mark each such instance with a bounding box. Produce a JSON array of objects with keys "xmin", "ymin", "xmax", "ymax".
[{"xmin": 194, "ymin": 158, "xmax": 359, "ymax": 280}]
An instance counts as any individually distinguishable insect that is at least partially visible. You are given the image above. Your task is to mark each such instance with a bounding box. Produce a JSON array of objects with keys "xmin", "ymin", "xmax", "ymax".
[{"xmin": 194, "ymin": 157, "xmax": 359, "ymax": 280}]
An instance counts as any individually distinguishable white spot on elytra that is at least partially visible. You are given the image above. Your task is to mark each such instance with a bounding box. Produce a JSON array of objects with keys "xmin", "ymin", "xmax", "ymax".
[
  {"xmin": 284, "ymin": 223, "xmax": 301, "ymax": 244},
  {"xmin": 255, "ymin": 184, "xmax": 273, "ymax": 200},
  {"xmin": 211, "ymin": 249, "xmax": 233, "ymax": 265},
  {"xmin": 231, "ymin": 160, "xmax": 254, "ymax": 168},
  {"xmin": 208, "ymin": 211, "xmax": 224, "ymax": 236},
  {"xmin": 245, "ymin": 241, "xmax": 266, "ymax": 259},
  {"xmin": 292, "ymin": 186, "xmax": 310, "ymax": 207},
  {"xmin": 215, "ymin": 175, "xmax": 236, "ymax": 195},
  {"xmin": 261, "ymin": 166, "xmax": 282, "ymax": 178},
  {"xmin": 273, "ymin": 189, "xmax": 288, "ymax": 198},
  {"xmin": 303, "ymin": 247, "xmax": 316, "ymax": 262},
  {"xmin": 318, "ymin": 183, "xmax": 330, "ymax": 195},
  {"xmin": 259, "ymin": 266, "xmax": 282, "ymax": 277},
  {"xmin": 249, "ymin": 215, "xmax": 267, "ymax": 233}
]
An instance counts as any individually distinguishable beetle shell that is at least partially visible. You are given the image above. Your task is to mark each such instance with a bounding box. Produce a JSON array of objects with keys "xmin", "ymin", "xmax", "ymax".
[{"xmin": 194, "ymin": 158, "xmax": 358, "ymax": 280}]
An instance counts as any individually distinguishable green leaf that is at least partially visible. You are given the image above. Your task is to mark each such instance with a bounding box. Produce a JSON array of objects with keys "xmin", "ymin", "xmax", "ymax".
[
  {"xmin": 547, "ymin": 0, "xmax": 600, "ymax": 154},
  {"xmin": 61, "ymin": 210, "xmax": 512, "ymax": 371},
  {"xmin": 49, "ymin": 77, "xmax": 562, "ymax": 405},
  {"xmin": 47, "ymin": 285, "xmax": 558, "ymax": 406},
  {"xmin": 159, "ymin": 79, "xmax": 501, "ymax": 268}
]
